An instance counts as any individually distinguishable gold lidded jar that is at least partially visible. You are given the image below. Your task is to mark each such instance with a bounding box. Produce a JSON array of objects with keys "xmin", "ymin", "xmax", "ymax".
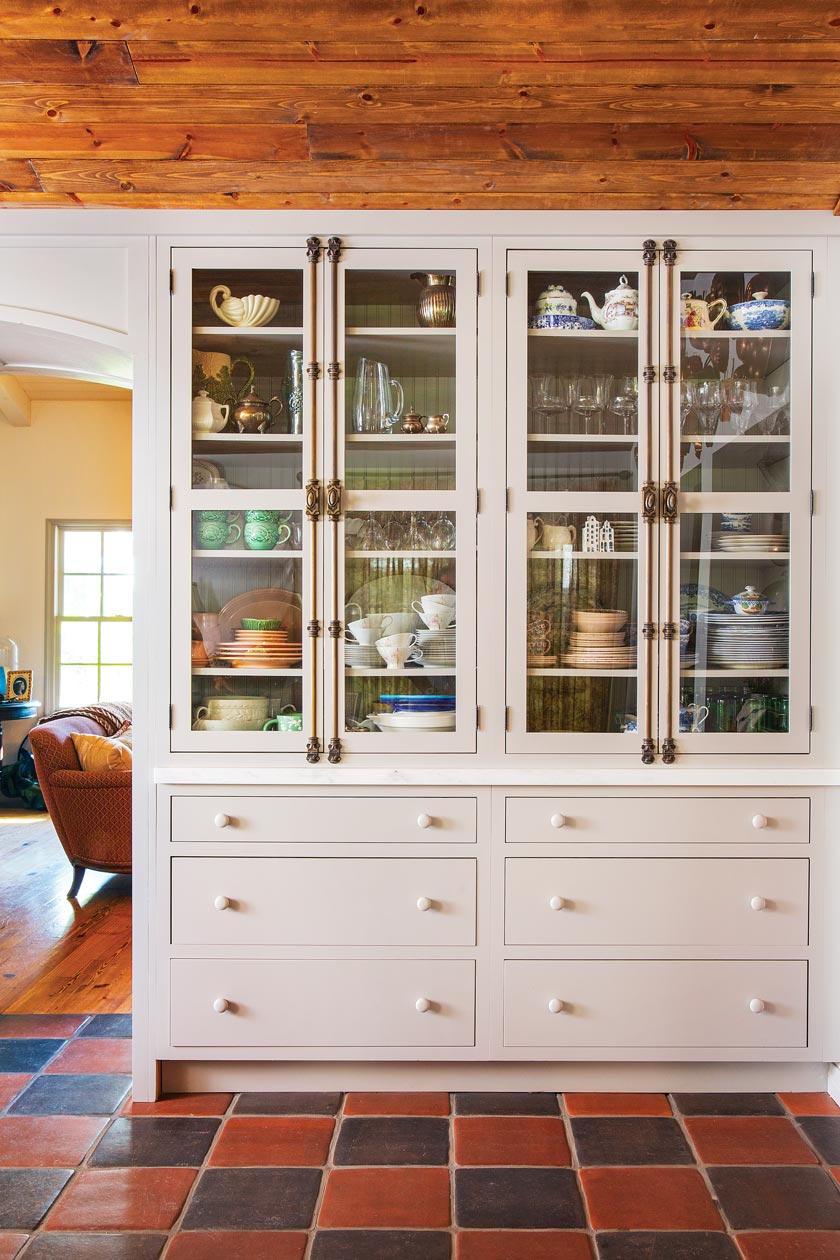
[
  {"xmin": 410, "ymin": 272, "xmax": 456, "ymax": 328},
  {"xmin": 400, "ymin": 407, "xmax": 426, "ymax": 434}
]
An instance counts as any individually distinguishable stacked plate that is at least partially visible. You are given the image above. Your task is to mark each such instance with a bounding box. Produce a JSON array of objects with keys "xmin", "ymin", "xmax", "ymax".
[
  {"xmin": 712, "ymin": 532, "xmax": 788, "ymax": 553},
  {"xmin": 214, "ymin": 627, "xmax": 303, "ymax": 669},
  {"xmin": 699, "ymin": 612, "xmax": 789, "ymax": 669},
  {"xmin": 344, "ymin": 641, "xmax": 382, "ymax": 669},
  {"xmin": 611, "ymin": 521, "xmax": 639, "ymax": 553},
  {"xmin": 562, "ymin": 609, "xmax": 635, "ymax": 669},
  {"xmin": 416, "ymin": 627, "xmax": 456, "ymax": 669},
  {"xmin": 369, "ymin": 694, "xmax": 456, "ymax": 732},
  {"xmin": 528, "ymin": 652, "xmax": 557, "ymax": 667}
]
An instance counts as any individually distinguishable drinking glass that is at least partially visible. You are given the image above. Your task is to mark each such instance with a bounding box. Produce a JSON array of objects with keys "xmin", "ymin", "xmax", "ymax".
[
  {"xmin": 384, "ymin": 516, "xmax": 405, "ymax": 551},
  {"xmin": 357, "ymin": 512, "xmax": 387, "ymax": 550},
  {"xmin": 763, "ymin": 383, "xmax": 790, "ymax": 436},
  {"xmin": 680, "ymin": 381, "xmax": 698, "ymax": 433},
  {"xmin": 430, "ymin": 512, "xmax": 456, "ymax": 550},
  {"xmin": 695, "ymin": 380, "xmax": 722, "ymax": 436},
  {"xmin": 404, "ymin": 512, "xmax": 432, "ymax": 550},
  {"xmin": 724, "ymin": 378, "xmax": 758, "ymax": 435},
  {"xmin": 611, "ymin": 375, "xmax": 638, "ymax": 435}
]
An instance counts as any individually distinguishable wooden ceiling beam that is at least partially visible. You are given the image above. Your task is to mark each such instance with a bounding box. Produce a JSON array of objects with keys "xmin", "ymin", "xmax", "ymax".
[
  {"xmin": 0, "ymin": 39, "xmax": 137, "ymax": 83},
  {"xmin": 0, "ymin": 122, "xmax": 310, "ymax": 160}
]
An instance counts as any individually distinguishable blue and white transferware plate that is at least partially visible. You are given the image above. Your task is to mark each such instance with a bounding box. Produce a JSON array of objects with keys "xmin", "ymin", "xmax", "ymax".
[
  {"xmin": 679, "ymin": 582, "xmax": 731, "ymax": 623},
  {"xmin": 528, "ymin": 314, "xmax": 599, "ymax": 331}
]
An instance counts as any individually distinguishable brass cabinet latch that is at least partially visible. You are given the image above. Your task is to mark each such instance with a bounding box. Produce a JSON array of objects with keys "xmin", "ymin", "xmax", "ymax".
[
  {"xmin": 642, "ymin": 482, "xmax": 657, "ymax": 523},
  {"xmin": 328, "ymin": 737, "xmax": 342, "ymax": 764},
  {"xmin": 306, "ymin": 737, "xmax": 321, "ymax": 764},
  {"xmin": 326, "ymin": 480, "xmax": 342, "ymax": 522},
  {"xmin": 662, "ymin": 481, "xmax": 678, "ymax": 523},
  {"xmin": 641, "ymin": 738, "xmax": 656, "ymax": 765},
  {"xmin": 661, "ymin": 738, "xmax": 677, "ymax": 764},
  {"xmin": 305, "ymin": 479, "xmax": 321, "ymax": 521}
]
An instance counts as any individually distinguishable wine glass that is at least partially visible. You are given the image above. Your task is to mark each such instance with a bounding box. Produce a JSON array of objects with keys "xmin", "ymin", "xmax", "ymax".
[
  {"xmin": 724, "ymin": 378, "xmax": 758, "ymax": 435},
  {"xmin": 695, "ymin": 380, "xmax": 722, "ymax": 436},
  {"xmin": 356, "ymin": 512, "xmax": 387, "ymax": 551},
  {"xmin": 576, "ymin": 374, "xmax": 613, "ymax": 435},
  {"xmin": 556, "ymin": 374, "xmax": 579, "ymax": 433},
  {"xmin": 430, "ymin": 512, "xmax": 456, "ymax": 550},
  {"xmin": 404, "ymin": 512, "xmax": 431, "ymax": 550},
  {"xmin": 384, "ymin": 516, "xmax": 405, "ymax": 551},
  {"xmin": 680, "ymin": 381, "xmax": 698, "ymax": 433},
  {"xmin": 611, "ymin": 375, "xmax": 638, "ymax": 436},
  {"xmin": 763, "ymin": 383, "xmax": 790, "ymax": 436}
]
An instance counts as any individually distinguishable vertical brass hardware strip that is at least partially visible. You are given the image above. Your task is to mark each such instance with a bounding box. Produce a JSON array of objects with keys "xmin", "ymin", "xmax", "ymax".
[
  {"xmin": 662, "ymin": 239, "xmax": 678, "ymax": 765},
  {"xmin": 327, "ymin": 236, "xmax": 343, "ymax": 764},
  {"xmin": 305, "ymin": 237, "xmax": 322, "ymax": 763},
  {"xmin": 641, "ymin": 240, "xmax": 657, "ymax": 766}
]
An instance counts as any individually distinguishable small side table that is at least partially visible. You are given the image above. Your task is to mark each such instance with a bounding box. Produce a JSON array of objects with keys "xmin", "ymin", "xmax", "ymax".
[{"xmin": 0, "ymin": 700, "xmax": 41, "ymax": 768}]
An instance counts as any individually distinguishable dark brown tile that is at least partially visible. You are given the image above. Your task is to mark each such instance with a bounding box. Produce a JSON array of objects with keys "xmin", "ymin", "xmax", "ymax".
[
  {"xmin": 708, "ymin": 1166, "xmax": 840, "ymax": 1230},
  {"xmin": 0, "ymin": 1016, "xmax": 85, "ymax": 1039},
  {"xmin": 24, "ymin": 1237, "xmax": 167, "ymax": 1259},
  {"xmin": 344, "ymin": 1092, "xmax": 450, "ymax": 1116},
  {"xmin": 454, "ymin": 1167, "xmax": 585, "ymax": 1229},
  {"xmin": 89, "ymin": 1116, "xmax": 220, "ymax": 1166},
  {"xmin": 596, "ymin": 1234, "xmax": 739, "ymax": 1259},
  {"xmin": 0, "ymin": 1116, "xmax": 107, "ymax": 1166},
  {"xmin": 685, "ymin": 1117, "xmax": 817, "ymax": 1165},
  {"xmin": 182, "ymin": 1167, "xmax": 322, "ymax": 1230},
  {"xmin": 0, "ymin": 1168, "xmax": 74, "ymax": 1229},
  {"xmin": 334, "ymin": 1116, "xmax": 449, "ymax": 1165},
  {"xmin": 167, "ymin": 1233, "xmax": 307, "ymax": 1260},
  {"xmin": 565, "ymin": 1093, "xmax": 672, "ymax": 1117},
  {"xmin": 735, "ymin": 1232, "xmax": 840, "ymax": 1260},
  {"xmin": 318, "ymin": 1168, "xmax": 450, "ymax": 1228},
  {"xmin": 9, "ymin": 1074, "xmax": 130, "ymax": 1116},
  {"xmin": 311, "ymin": 1231, "xmax": 451, "ymax": 1260},
  {"xmin": 453, "ymin": 1092, "xmax": 559, "ymax": 1116},
  {"xmin": 454, "ymin": 1116, "xmax": 571, "ymax": 1166},
  {"xmin": 79, "ymin": 1015, "xmax": 132, "ymax": 1039},
  {"xmin": 209, "ymin": 1116, "xmax": 334, "ymax": 1167},
  {"xmin": 798, "ymin": 1116, "xmax": 840, "ymax": 1164},
  {"xmin": 571, "ymin": 1117, "xmax": 694, "ymax": 1166},
  {"xmin": 456, "ymin": 1235, "xmax": 592, "ymax": 1260},
  {"xmin": 581, "ymin": 1168, "xmax": 724, "ymax": 1232},
  {"xmin": 43, "ymin": 1168, "xmax": 196, "ymax": 1231},
  {"xmin": 233, "ymin": 1092, "xmax": 342, "ymax": 1116},
  {"xmin": 672, "ymin": 1093, "xmax": 784, "ymax": 1117},
  {"xmin": 0, "ymin": 1040, "xmax": 63, "ymax": 1073}
]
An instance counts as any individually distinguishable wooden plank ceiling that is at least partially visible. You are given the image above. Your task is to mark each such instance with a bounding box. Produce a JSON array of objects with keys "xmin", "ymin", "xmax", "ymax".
[{"xmin": 0, "ymin": 1, "xmax": 839, "ymax": 210}]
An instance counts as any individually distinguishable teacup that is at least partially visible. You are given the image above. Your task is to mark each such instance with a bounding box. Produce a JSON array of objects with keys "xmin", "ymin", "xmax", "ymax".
[
  {"xmin": 347, "ymin": 615, "xmax": 393, "ymax": 645},
  {"xmin": 679, "ymin": 703, "xmax": 710, "ymax": 733},
  {"xmin": 412, "ymin": 599, "xmax": 455, "ymax": 629},
  {"xmin": 244, "ymin": 510, "xmax": 282, "ymax": 524},
  {"xmin": 426, "ymin": 593, "xmax": 456, "ymax": 608},
  {"xmin": 196, "ymin": 520, "xmax": 241, "ymax": 549},
  {"xmin": 244, "ymin": 521, "xmax": 291, "ymax": 551},
  {"xmin": 375, "ymin": 632, "xmax": 424, "ymax": 670},
  {"xmin": 195, "ymin": 697, "xmax": 269, "ymax": 722},
  {"xmin": 721, "ymin": 512, "xmax": 753, "ymax": 534},
  {"xmin": 263, "ymin": 707, "xmax": 303, "ymax": 732},
  {"xmin": 380, "ymin": 612, "xmax": 415, "ymax": 635},
  {"xmin": 197, "ymin": 510, "xmax": 238, "ymax": 524},
  {"xmin": 193, "ymin": 717, "xmax": 263, "ymax": 731}
]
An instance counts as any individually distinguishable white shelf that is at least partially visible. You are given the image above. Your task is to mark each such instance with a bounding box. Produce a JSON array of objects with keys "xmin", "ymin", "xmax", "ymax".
[
  {"xmin": 528, "ymin": 432, "xmax": 638, "ymax": 444},
  {"xmin": 346, "ymin": 433, "xmax": 456, "ymax": 448},
  {"xmin": 193, "ymin": 433, "xmax": 302, "ymax": 454},
  {"xmin": 193, "ymin": 667, "xmax": 303, "ymax": 677},
  {"xmin": 681, "ymin": 668, "xmax": 789, "ymax": 677},
  {"xmin": 682, "ymin": 551, "xmax": 788, "ymax": 561},
  {"xmin": 528, "ymin": 667, "xmax": 637, "ymax": 677},
  {"xmin": 681, "ymin": 433, "xmax": 790, "ymax": 444},
  {"xmin": 193, "ymin": 325, "xmax": 303, "ymax": 337},
  {"xmin": 346, "ymin": 326, "xmax": 454, "ymax": 337},
  {"xmin": 345, "ymin": 550, "xmax": 455, "ymax": 560},
  {"xmin": 529, "ymin": 550, "xmax": 637, "ymax": 560},
  {"xmin": 681, "ymin": 329, "xmax": 791, "ymax": 339},
  {"xmin": 192, "ymin": 549, "xmax": 302, "ymax": 559},
  {"xmin": 528, "ymin": 329, "xmax": 638, "ymax": 339},
  {"xmin": 345, "ymin": 667, "xmax": 456, "ymax": 676}
]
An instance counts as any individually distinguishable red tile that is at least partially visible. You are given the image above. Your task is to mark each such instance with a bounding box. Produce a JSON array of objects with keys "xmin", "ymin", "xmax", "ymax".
[
  {"xmin": 0, "ymin": 1074, "xmax": 31, "ymax": 1110},
  {"xmin": 318, "ymin": 1167, "xmax": 450, "ymax": 1227},
  {"xmin": 736, "ymin": 1233, "xmax": 840, "ymax": 1260},
  {"xmin": 0, "ymin": 1016, "xmax": 86, "ymax": 1039},
  {"xmin": 581, "ymin": 1167, "xmax": 725, "ymax": 1231},
  {"xmin": 0, "ymin": 1237, "xmax": 28, "ymax": 1260},
  {"xmin": 210, "ymin": 1116, "xmax": 334, "ymax": 1166},
  {"xmin": 779, "ymin": 1092, "xmax": 840, "ymax": 1116},
  {"xmin": 167, "ymin": 1232, "xmax": 307, "ymax": 1260},
  {"xmin": 344, "ymin": 1091, "xmax": 451, "ymax": 1116},
  {"xmin": 43, "ymin": 1167, "xmax": 197, "ymax": 1231},
  {"xmin": 123, "ymin": 1092, "xmax": 233, "ymax": 1117},
  {"xmin": 454, "ymin": 1116, "xmax": 571, "ymax": 1166},
  {"xmin": 564, "ymin": 1093, "xmax": 672, "ymax": 1117},
  {"xmin": 456, "ymin": 1232, "xmax": 593, "ymax": 1259},
  {"xmin": 833, "ymin": 1167, "xmax": 840, "ymax": 1184},
  {"xmin": 686, "ymin": 1116, "xmax": 818, "ymax": 1166},
  {"xmin": 45, "ymin": 1038, "xmax": 132, "ymax": 1075},
  {"xmin": 0, "ymin": 1116, "xmax": 107, "ymax": 1167}
]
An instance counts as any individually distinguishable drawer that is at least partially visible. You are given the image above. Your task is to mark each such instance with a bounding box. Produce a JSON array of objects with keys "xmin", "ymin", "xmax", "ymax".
[
  {"xmin": 171, "ymin": 959, "xmax": 475, "ymax": 1047},
  {"xmin": 504, "ymin": 960, "xmax": 807, "ymax": 1048},
  {"xmin": 506, "ymin": 796, "xmax": 809, "ymax": 844},
  {"xmin": 505, "ymin": 858, "xmax": 808, "ymax": 947},
  {"xmin": 172, "ymin": 795, "xmax": 477, "ymax": 844},
  {"xmin": 172, "ymin": 857, "xmax": 476, "ymax": 946}
]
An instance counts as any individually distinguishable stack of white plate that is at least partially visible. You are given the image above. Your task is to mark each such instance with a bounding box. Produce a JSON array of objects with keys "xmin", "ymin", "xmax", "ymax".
[
  {"xmin": 712, "ymin": 532, "xmax": 788, "ymax": 553},
  {"xmin": 370, "ymin": 710, "xmax": 456, "ymax": 732},
  {"xmin": 344, "ymin": 642, "xmax": 382, "ymax": 669},
  {"xmin": 416, "ymin": 627, "xmax": 456, "ymax": 668},
  {"xmin": 700, "ymin": 612, "xmax": 789, "ymax": 669},
  {"xmin": 611, "ymin": 521, "xmax": 639, "ymax": 552}
]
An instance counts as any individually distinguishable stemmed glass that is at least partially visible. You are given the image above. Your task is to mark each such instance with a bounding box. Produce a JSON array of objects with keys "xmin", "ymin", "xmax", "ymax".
[
  {"xmin": 575, "ymin": 374, "xmax": 613, "ymax": 435},
  {"xmin": 724, "ymin": 378, "xmax": 758, "ymax": 436},
  {"xmin": 356, "ymin": 512, "xmax": 387, "ymax": 551},
  {"xmin": 611, "ymin": 375, "xmax": 638, "ymax": 436},
  {"xmin": 694, "ymin": 380, "xmax": 722, "ymax": 436},
  {"xmin": 430, "ymin": 512, "xmax": 456, "ymax": 550},
  {"xmin": 763, "ymin": 383, "xmax": 790, "ymax": 436},
  {"xmin": 384, "ymin": 516, "xmax": 405, "ymax": 551},
  {"xmin": 404, "ymin": 512, "xmax": 432, "ymax": 550},
  {"xmin": 680, "ymin": 381, "xmax": 698, "ymax": 433}
]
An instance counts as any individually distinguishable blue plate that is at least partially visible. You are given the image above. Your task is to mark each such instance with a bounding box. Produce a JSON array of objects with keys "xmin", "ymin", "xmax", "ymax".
[
  {"xmin": 380, "ymin": 694, "xmax": 454, "ymax": 702},
  {"xmin": 528, "ymin": 314, "xmax": 598, "ymax": 331}
]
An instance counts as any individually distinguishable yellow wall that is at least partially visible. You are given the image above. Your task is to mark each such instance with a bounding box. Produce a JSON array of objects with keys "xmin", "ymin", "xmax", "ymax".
[{"xmin": 0, "ymin": 398, "xmax": 131, "ymax": 776}]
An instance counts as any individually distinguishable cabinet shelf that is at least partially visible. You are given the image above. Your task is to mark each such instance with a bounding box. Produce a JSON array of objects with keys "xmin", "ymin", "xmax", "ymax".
[
  {"xmin": 681, "ymin": 433, "xmax": 790, "ymax": 444},
  {"xmin": 528, "ymin": 667, "xmax": 637, "ymax": 677},
  {"xmin": 345, "ymin": 667, "xmax": 456, "ymax": 676},
  {"xmin": 345, "ymin": 550, "xmax": 455, "ymax": 560},
  {"xmin": 681, "ymin": 668, "xmax": 790, "ymax": 677},
  {"xmin": 681, "ymin": 329, "xmax": 791, "ymax": 339},
  {"xmin": 528, "ymin": 433, "xmax": 638, "ymax": 445},
  {"xmin": 193, "ymin": 433, "xmax": 303, "ymax": 454},
  {"xmin": 682, "ymin": 552, "xmax": 788, "ymax": 561},
  {"xmin": 345, "ymin": 433, "xmax": 456, "ymax": 448},
  {"xmin": 192, "ymin": 549, "xmax": 302, "ymax": 559},
  {"xmin": 528, "ymin": 329, "xmax": 638, "ymax": 340},
  {"xmin": 193, "ymin": 325, "xmax": 303, "ymax": 338},
  {"xmin": 529, "ymin": 551, "xmax": 637, "ymax": 560},
  {"xmin": 192, "ymin": 667, "xmax": 303, "ymax": 677}
]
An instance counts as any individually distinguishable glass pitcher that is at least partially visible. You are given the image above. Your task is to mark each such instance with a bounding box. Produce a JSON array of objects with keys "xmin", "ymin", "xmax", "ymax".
[{"xmin": 352, "ymin": 358, "xmax": 404, "ymax": 432}]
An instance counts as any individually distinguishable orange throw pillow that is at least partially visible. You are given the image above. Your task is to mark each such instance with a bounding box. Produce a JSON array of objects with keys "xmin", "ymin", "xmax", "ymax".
[{"xmin": 70, "ymin": 732, "xmax": 133, "ymax": 772}]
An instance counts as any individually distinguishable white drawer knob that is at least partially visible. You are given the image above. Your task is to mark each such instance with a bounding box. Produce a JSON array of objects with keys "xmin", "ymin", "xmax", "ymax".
[
  {"xmin": 214, "ymin": 813, "xmax": 231, "ymax": 829},
  {"xmin": 417, "ymin": 813, "xmax": 433, "ymax": 829},
  {"xmin": 750, "ymin": 896, "xmax": 767, "ymax": 912},
  {"xmin": 548, "ymin": 998, "xmax": 564, "ymax": 1014},
  {"xmin": 416, "ymin": 896, "xmax": 432, "ymax": 912},
  {"xmin": 550, "ymin": 813, "xmax": 567, "ymax": 829},
  {"xmin": 749, "ymin": 998, "xmax": 766, "ymax": 1014},
  {"xmin": 752, "ymin": 814, "xmax": 768, "ymax": 830},
  {"xmin": 213, "ymin": 997, "xmax": 229, "ymax": 1013},
  {"xmin": 214, "ymin": 895, "xmax": 231, "ymax": 911},
  {"xmin": 548, "ymin": 895, "xmax": 565, "ymax": 911},
  {"xmin": 415, "ymin": 997, "xmax": 431, "ymax": 1013}
]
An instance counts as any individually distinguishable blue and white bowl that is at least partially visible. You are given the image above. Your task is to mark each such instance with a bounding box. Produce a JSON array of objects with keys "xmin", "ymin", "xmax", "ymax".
[
  {"xmin": 727, "ymin": 298, "xmax": 791, "ymax": 332},
  {"xmin": 528, "ymin": 314, "xmax": 599, "ymax": 331}
]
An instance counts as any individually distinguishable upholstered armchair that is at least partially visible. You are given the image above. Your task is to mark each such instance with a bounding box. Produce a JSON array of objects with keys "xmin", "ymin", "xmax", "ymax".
[{"xmin": 29, "ymin": 715, "xmax": 132, "ymax": 898}]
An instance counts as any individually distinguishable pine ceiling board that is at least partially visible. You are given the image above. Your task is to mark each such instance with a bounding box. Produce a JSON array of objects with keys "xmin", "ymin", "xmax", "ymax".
[
  {"xmin": 0, "ymin": 158, "xmax": 42, "ymax": 190},
  {"xmin": 2, "ymin": 1, "xmax": 839, "ymax": 42},
  {"xmin": 0, "ymin": 39, "xmax": 138, "ymax": 84},
  {"xmin": 0, "ymin": 122, "xmax": 309, "ymax": 160},
  {"xmin": 30, "ymin": 158, "xmax": 840, "ymax": 196},
  {"xmin": 1, "ymin": 84, "xmax": 837, "ymax": 126}
]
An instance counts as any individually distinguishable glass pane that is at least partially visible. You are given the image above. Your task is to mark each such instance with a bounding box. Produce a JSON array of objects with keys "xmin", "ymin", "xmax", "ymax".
[
  {"xmin": 344, "ymin": 271, "xmax": 456, "ymax": 492},
  {"xmin": 680, "ymin": 511, "xmax": 789, "ymax": 735},
  {"xmin": 102, "ymin": 575, "xmax": 133, "ymax": 617},
  {"xmin": 59, "ymin": 664, "xmax": 98, "ymax": 707},
  {"xmin": 63, "ymin": 574, "xmax": 101, "ymax": 617},
  {"xmin": 192, "ymin": 267, "xmax": 304, "ymax": 492},
  {"xmin": 60, "ymin": 621, "xmax": 99, "ymax": 664},
  {"xmin": 103, "ymin": 531, "xmax": 133, "ymax": 574},
  {"xmin": 99, "ymin": 665, "xmax": 133, "ymax": 701},
  {"xmin": 63, "ymin": 530, "xmax": 102, "ymax": 574},
  {"xmin": 344, "ymin": 510, "xmax": 457, "ymax": 737},
  {"xmin": 680, "ymin": 270, "xmax": 791, "ymax": 493},
  {"xmin": 101, "ymin": 621, "xmax": 133, "ymax": 664},
  {"xmin": 191, "ymin": 509, "xmax": 304, "ymax": 735},
  {"xmin": 526, "ymin": 511, "xmax": 639, "ymax": 733}
]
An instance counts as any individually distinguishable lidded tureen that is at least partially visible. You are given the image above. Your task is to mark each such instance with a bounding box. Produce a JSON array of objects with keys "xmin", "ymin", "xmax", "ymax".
[{"xmin": 535, "ymin": 283, "xmax": 578, "ymax": 318}]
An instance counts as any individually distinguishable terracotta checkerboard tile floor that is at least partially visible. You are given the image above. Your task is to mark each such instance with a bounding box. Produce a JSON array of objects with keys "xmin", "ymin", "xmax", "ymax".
[{"xmin": 2, "ymin": 1016, "xmax": 840, "ymax": 1258}]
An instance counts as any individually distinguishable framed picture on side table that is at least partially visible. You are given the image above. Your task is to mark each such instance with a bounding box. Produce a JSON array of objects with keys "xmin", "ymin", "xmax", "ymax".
[{"xmin": 5, "ymin": 670, "xmax": 32, "ymax": 701}]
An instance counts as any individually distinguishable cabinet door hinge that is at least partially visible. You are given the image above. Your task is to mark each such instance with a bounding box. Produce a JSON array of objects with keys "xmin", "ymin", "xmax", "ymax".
[
  {"xmin": 168, "ymin": 704, "xmax": 174, "ymax": 730},
  {"xmin": 476, "ymin": 488, "xmax": 481, "ymax": 514},
  {"xmin": 811, "ymin": 488, "xmax": 816, "ymax": 515},
  {"xmin": 169, "ymin": 268, "xmax": 174, "ymax": 294},
  {"xmin": 504, "ymin": 705, "xmax": 510, "ymax": 732},
  {"xmin": 812, "ymin": 272, "xmax": 816, "ymax": 298},
  {"xmin": 476, "ymin": 705, "xmax": 481, "ymax": 730},
  {"xmin": 477, "ymin": 270, "xmax": 483, "ymax": 297},
  {"xmin": 505, "ymin": 487, "xmax": 511, "ymax": 513},
  {"xmin": 810, "ymin": 705, "xmax": 814, "ymax": 732},
  {"xmin": 169, "ymin": 485, "xmax": 174, "ymax": 510},
  {"xmin": 506, "ymin": 271, "xmax": 511, "ymax": 297}
]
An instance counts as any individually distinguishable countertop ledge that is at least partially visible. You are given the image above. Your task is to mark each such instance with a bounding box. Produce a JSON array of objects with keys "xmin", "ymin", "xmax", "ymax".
[{"xmin": 155, "ymin": 767, "xmax": 840, "ymax": 787}]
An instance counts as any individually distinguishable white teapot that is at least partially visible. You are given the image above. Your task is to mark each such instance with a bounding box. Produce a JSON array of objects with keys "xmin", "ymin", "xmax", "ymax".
[
  {"xmin": 580, "ymin": 275, "xmax": 639, "ymax": 330},
  {"xmin": 191, "ymin": 389, "xmax": 230, "ymax": 435}
]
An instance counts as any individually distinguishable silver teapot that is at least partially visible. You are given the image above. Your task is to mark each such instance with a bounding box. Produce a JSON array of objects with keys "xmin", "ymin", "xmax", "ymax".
[{"xmin": 228, "ymin": 384, "xmax": 284, "ymax": 434}]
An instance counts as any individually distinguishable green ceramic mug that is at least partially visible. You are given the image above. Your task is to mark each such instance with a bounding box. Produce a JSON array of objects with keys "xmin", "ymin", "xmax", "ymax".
[
  {"xmin": 263, "ymin": 707, "xmax": 303, "ymax": 732},
  {"xmin": 244, "ymin": 509, "xmax": 281, "ymax": 525},
  {"xmin": 197, "ymin": 509, "xmax": 238, "ymax": 524},
  {"xmin": 196, "ymin": 520, "xmax": 241, "ymax": 549},
  {"xmin": 244, "ymin": 521, "xmax": 292, "ymax": 550}
]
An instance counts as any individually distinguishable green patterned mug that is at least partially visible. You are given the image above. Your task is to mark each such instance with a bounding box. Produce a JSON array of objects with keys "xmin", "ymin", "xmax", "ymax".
[
  {"xmin": 196, "ymin": 520, "xmax": 241, "ymax": 549},
  {"xmin": 263, "ymin": 708, "xmax": 303, "ymax": 732},
  {"xmin": 244, "ymin": 510, "xmax": 281, "ymax": 524},
  {"xmin": 244, "ymin": 521, "xmax": 291, "ymax": 550},
  {"xmin": 197, "ymin": 509, "xmax": 238, "ymax": 524}
]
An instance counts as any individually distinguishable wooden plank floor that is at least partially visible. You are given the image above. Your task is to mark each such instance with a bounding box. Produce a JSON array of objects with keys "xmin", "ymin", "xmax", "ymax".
[{"xmin": 0, "ymin": 809, "xmax": 131, "ymax": 1014}]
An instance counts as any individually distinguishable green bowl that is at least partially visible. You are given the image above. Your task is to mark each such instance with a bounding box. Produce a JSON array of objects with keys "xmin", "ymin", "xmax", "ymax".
[{"xmin": 241, "ymin": 618, "xmax": 282, "ymax": 631}]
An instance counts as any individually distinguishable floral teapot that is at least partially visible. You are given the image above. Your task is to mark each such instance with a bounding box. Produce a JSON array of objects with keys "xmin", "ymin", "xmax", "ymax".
[
  {"xmin": 580, "ymin": 275, "xmax": 639, "ymax": 330},
  {"xmin": 535, "ymin": 283, "xmax": 578, "ymax": 319}
]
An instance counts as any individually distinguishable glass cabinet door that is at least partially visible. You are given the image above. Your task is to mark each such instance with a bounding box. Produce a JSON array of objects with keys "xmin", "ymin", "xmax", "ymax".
[
  {"xmin": 506, "ymin": 249, "xmax": 656, "ymax": 753},
  {"xmin": 667, "ymin": 250, "xmax": 811, "ymax": 753},
  {"xmin": 170, "ymin": 248, "xmax": 320, "ymax": 752},
  {"xmin": 326, "ymin": 249, "xmax": 477, "ymax": 754}
]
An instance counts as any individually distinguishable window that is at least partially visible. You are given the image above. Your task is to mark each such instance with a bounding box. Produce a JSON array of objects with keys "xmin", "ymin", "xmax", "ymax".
[{"xmin": 50, "ymin": 524, "xmax": 133, "ymax": 709}]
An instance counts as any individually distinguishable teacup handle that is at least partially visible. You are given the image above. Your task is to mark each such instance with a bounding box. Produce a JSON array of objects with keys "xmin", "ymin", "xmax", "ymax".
[
  {"xmin": 276, "ymin": 523, "xmax": 292, "ymax": 545},
  {"xmin": 708, "ymin": 298, "xmax": 728, "ymax": 328},
  {"xmin": 345, "ymin": 602, "xmax": 363, "ymax": 623},
  {"xmin": 262, "ymin": 717, "xmax": 279, "ymax": 731},
  {"xmin": 693, "ymin": 704, "xmax": 710, "ymax": 729},
  {"xmin": 195, "ymin": 706, "xmax": 210, "ymax": 720},
  {"xmin": 380, "ymin": 614, "xmax": 393, "ymax": 631},
  {"xmin": 440, "ymin": 412, "xmax": 450, "ymax": 430},
  {"xmin": 411, "ymin": 601, "xmax": 425, "ymax": 616},
  {"xmin": 219, "ymin": 404, "xmax": 230, "ymax": 424},
  {"xmin": 409, "ymin": 647, "xmax": 424, "ymax": 661},
  {"xmin": 227, "ymin": 523, "xmax": 242, "ymax": 545},
  {"xmin": 534, "ymin": 516, "xmax": 544, "ymax": 546},
  {"xmin": 568, "ymin": 525, "xmax": 577, "ymax": 545}
]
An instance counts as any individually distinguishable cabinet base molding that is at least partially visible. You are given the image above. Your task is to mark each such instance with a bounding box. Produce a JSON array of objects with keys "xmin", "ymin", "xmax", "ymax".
[{"xmin": 161, "ymin": 1058, "xmax": 827, "ymax": 1095}]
